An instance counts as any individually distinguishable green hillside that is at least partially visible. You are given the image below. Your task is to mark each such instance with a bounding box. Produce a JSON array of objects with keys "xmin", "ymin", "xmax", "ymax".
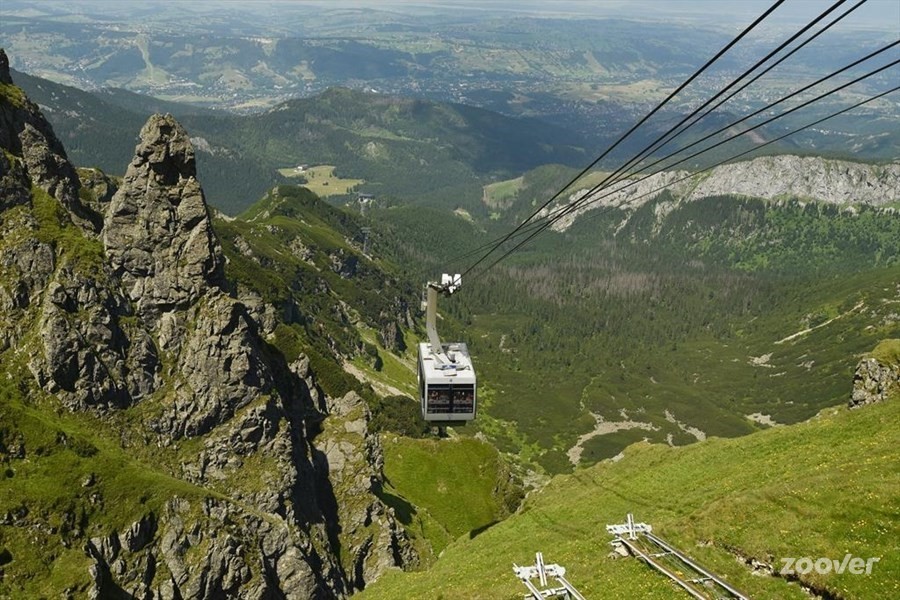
[
  {"xmin": 360, "ymin": 398, "xmax": 899, "ymax": 599},
  {"xmin": 383, "ymin": 438, "xmax": 503, "ymax": 540},
  {"xmin": 13, "ymin": 71, "xmax": 590, "ymax": 215},
  {"xmin": 371, "ymin": 166, "xmax": 900, "ymax": 474},
  {"xmin": 214, "ymin": 185, "xmax": 418, "ymax": 402},
  {"xmin": 192, "ymin": 86, "xmax": 589, "ymax": 213},
  {"xmin": 378, "ymin": 436, "xmax": 524, "ymax": 561}
]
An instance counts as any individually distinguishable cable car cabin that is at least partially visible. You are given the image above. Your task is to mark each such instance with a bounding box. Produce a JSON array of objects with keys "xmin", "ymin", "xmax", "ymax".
[{"xmin": 417, "ymin": 341, "xmax": 476, "ymax": 423}]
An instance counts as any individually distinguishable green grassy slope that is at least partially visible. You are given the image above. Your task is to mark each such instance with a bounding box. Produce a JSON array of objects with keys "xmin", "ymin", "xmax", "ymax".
[
  {"xmin": 360, "ymin": 398, "xmax": 899, "ymax": 600},
  {"xmin": 870, "ymin": 339, "xmax": 900, "ymax": 366},
  {"xmin": 215, "ymin": 185, "xmax": 417, "ymax": 402},
  {"xmin": 376, "ymin": 436, "xmax": 522, "ymax": 563}
]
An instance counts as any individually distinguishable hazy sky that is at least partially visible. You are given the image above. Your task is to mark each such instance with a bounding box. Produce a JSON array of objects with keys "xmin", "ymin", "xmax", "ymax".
[
  {"xmin": 600, "ymin": 0, "xmax": 899, "ymax": 24},
  {"xmin": 242, "ymin": 0, "xmax": 900, "ymax": 27},
  {"xmin": 4, "ymin": 0, "xmax": 899, "ymax": 32}
]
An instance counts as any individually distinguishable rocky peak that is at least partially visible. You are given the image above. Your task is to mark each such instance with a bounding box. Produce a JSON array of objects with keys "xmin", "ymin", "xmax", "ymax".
[
  {"xmin": 103, "ymin": 114, "xmax": 224, "ymax": 323},
  {"xmin": 0, "ymin": 48, "xmax": 12, "ymax": 84},
  {"xmin": 0, "ymin": 51, "xmax": 98, "ymax": 229},
  {"xmin": 3, "ymin": 60, "xmax": 414, "ymax": 597},
  {"xmin": 134, "ymin": 113, "xmax": 198, "ymax": 185}
]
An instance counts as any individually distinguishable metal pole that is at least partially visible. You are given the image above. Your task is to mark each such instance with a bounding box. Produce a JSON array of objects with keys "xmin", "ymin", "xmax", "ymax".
[{"xmin": 425, "ymin": 285, "xmax": 443, "ymax": 360}]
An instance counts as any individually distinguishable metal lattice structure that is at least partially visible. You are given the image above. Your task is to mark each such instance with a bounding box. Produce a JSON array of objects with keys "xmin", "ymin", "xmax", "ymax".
[
  {"xmin": 607, "ymin": 514, "xmax": 750, "ymax": 600},
  {"xmin": 513, "ymin": 552, "xmax": 587, "ymax": 600}
]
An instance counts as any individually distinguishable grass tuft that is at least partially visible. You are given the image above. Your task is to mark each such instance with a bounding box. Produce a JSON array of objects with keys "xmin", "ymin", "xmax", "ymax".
[{"xmin": 869, "ymin": 339, "xmax": 900, "ymax": 366}]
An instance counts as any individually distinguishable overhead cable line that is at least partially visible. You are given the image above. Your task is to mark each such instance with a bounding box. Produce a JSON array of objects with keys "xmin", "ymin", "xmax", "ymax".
[
  {"xmin": 598, "ymin": 0, "xmax": 865, "ymax": 191},
  {"xmin": 449, "ymin": 0, "xmax": 860, "ymax": 274},
  {"xmin": 466, "ymin": 84, "xmax": 898, "ymax": 282},
  {"xmin": 562, "ymin": 0, "xmax": 859, "ymax": 213},
  {"xmin": 638, "ymin": 0, "xmax": 870, "ymax": 162},
  {"xmin": 451, "ymin": 35, "xmax": 896, "ymax": 272},
  {"xmin": 529, "ymin": 43, "xmax": 900, "ymax": 235},
  {"xmin": 455, "ymin": 0, "xmax": 788, "ymax": 277}
]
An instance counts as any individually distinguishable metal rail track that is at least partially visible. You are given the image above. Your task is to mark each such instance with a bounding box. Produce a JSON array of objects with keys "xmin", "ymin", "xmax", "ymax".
[
  {"xmin": 511, "ymin": 516, "xmax": 750, "ymax": 599},
  {"xmin": 615, "ymin": 532, "xmax": 749, "ymax": 600}
]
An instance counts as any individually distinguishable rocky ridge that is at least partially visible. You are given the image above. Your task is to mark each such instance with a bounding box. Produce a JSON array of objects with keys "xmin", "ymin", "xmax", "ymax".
[
  {"xmin": 547, "ymin": 155, "xmax": 900, "ymax": 231},
  {"xmin": 0, "ymin": 49, "xmax": 413, "ymax": 598}
]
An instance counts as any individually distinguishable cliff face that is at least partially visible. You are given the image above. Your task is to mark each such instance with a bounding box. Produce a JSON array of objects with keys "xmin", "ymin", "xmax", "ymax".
[
  {"xmin": 548, "ymin": 155, "xmax": 900, "ymax": 231},
  {"xmin": 0, "ymin": 50, "xmax": 413, "ymax": 598},
  {"xmin": 686, "ymin": 156, "xmax": 899, "ymax": 206}
]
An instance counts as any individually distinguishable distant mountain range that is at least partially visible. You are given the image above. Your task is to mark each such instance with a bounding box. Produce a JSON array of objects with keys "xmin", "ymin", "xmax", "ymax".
[
  {"xmin": 13, "ymin": 69, "xmax": 590, "ymax": 214},
  {"xmin": 4, "ymin": 2, "xmax": 896, "ymax": 162}
]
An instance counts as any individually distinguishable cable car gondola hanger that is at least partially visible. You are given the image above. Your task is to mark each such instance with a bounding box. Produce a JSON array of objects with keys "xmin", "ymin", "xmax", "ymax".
[{"xmin": 417, "ymin": 274, "xmax": 477, "ymax": 425}]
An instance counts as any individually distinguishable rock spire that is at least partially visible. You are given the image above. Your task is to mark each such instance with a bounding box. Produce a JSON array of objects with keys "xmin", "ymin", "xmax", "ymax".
[{"xmin": 103, "ymin": 114, "xmax": 224, "ymax": 322}]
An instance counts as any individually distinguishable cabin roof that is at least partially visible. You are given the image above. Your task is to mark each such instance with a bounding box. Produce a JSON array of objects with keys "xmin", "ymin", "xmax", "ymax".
[{"xmin": 418, "ymin": 341, "xmax": 476, "ymax": 382}]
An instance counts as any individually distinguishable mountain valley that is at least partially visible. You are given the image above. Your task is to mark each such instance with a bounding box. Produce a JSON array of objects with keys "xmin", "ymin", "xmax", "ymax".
[{"xmin": 1, "ymin": 2, "xmax": 899, "ymax": 597}]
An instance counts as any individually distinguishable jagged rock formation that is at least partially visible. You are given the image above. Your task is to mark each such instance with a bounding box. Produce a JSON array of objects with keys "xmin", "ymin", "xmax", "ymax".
[
  {"xmin": 318, "ymin": 392, "xmax": 418, "ymax": 589},
  {"xmin": 103, "ymin": 114, "xmax": 224, "ymax": 324},
  {"xmin": 0, "ymin": 50, "xmax": 413, "ymax": 598},
  {"xmin": 688, "ymin": 156, "xmax": 899, "ymax": 206},
  {"xmin": 30, "ymin": 264, "xmax": 159, "ymax": 409},
  {"xmin": 849, "ymin": 356, "xmax": 899, "ymax": 408},
  {"xmin": 0, "ymin": 49, "xmax": 99, "ymax": 231},
  {"xmin": 548, "ymin": 155, "xmax": 900, "ymax": 231}
]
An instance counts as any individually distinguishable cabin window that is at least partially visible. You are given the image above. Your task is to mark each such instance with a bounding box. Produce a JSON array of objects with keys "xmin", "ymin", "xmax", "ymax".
[
  {"xmin": 451, "ymin": 385, "xmax": 475, "ymax": 413},
  {"xmin": 426, "ymin": 383, "xmax": 474, "ymax": 414}
]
